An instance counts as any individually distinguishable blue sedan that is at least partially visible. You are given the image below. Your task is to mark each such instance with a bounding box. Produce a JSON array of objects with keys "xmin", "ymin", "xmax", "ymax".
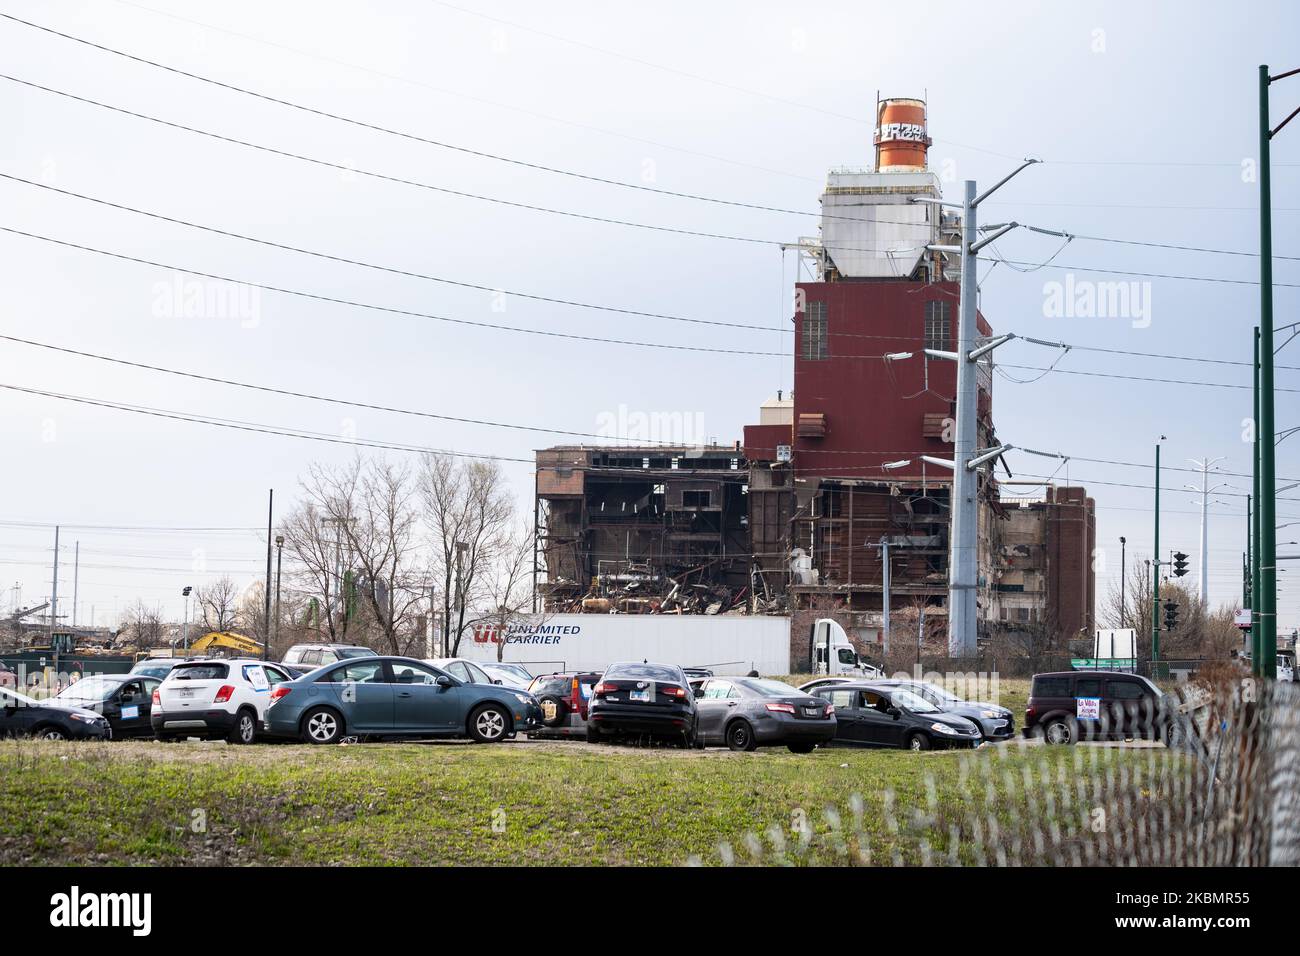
[{"xmin": 263, "ymin": 656, "xmax": 543, "ymax": 744}]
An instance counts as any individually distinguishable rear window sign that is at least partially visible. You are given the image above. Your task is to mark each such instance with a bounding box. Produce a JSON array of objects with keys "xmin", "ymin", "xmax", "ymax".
[
  {"xmin": 1076, "ymin": 697, "xmax": 1101, "ymax": 721},
  {"xmin": 243, "ymin": 665, "xmax": 270, "ymax": 692}
]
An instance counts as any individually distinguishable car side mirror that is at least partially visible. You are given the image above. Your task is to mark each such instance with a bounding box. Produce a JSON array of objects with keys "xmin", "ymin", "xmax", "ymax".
[
  {"xmin": 887, "ymin": 707, "xmax": 901, "ymax": 719},
  {"xmin": 493, "ymin": 679, "xmax": 502, "ymax": 685},
  {"xmin": 435, "ymin": 676, "xmax": 453, "ymax": 688}
]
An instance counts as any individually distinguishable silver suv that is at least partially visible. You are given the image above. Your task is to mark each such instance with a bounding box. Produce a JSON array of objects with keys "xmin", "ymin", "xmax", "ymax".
[{"xmin": 280, "ymin": 643, "xmax": 377, "ymax": 677}]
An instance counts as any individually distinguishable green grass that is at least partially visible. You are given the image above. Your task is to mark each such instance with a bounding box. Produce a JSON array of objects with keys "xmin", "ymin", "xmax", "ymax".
[{"xmin": 0, "ymin": 732, "xmax": 1155, "ymax": 866}]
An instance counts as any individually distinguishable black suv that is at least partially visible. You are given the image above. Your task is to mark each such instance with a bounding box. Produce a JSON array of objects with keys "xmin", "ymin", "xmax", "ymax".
[{"xmin": 1024, "ymin": 670, "xmax": 1177, "ymax": 745}]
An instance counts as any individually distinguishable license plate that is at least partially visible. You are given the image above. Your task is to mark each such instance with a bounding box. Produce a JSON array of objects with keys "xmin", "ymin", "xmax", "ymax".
[
  {"xmin": 630, "ymin": 689, "xmax": 651, "ymax": 703},
  {"xmin": 177, "ymin": 688, "xmax": 194, "ymax": 698},
  {"xmin": 803, "ymin": 707, "xmax": 820, "ymax": 716}
]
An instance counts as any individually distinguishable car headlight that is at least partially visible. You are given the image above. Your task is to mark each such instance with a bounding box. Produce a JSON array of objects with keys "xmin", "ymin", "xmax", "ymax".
[
  {"xmin": 931, "ymin": 722, "xmax": 959, "ymax": 735},
  {"xmin": 511, "ymin": 692, "xmax": 534, "ymax": 706},
  {"xmin": 979, "ymin": 709, "xmax": 1000, "ymax": 719},
  {"xmin": 68, "ymin": 713, "xmax": 93, "ymax": 723}
]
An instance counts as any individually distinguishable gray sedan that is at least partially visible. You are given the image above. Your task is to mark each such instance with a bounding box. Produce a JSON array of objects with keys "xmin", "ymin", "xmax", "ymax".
[
  {"xmin": 695, "ymin": 677, "xmax": 836, "ymax": 753},
  {"xmin": 873, "ymin": 679, "xmax": 1014, "ymax": 740}
]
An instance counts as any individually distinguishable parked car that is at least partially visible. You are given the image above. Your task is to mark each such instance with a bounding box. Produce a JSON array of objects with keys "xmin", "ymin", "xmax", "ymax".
[
  {"xmin": 130, "ymin": 657, "xmax": 188, "ymax": 680},
  {"xmin": 1023, "ymin": 670, "xmax": 1177, "ymax": 745},
  {"xmin": 279, "ymin": 643, "xmax": 377, "ymax": 677},
  {"xmin": 526, "ymin": 671, "xmax": 602, "ymax": 738},
  {"xmin": 806, "ymin": 682, "xmax": 981, "ymax": 750},
  {"xmin": 151, "ymin": 658, "xmax": 293, "ymax": 744},
  {"xmin": 695, "ymin": 677, "xmax": 836, "ymax": 753},
  {"xmin": 480, "ymin": 662, "xmax": 533, "ymax": 690},
  {"xmin": 873, "ymin": 679, "xmax": 1014, "ymax": 740},
  {"xmin": 426, "ymin": 657, "xmax": 499, "ymax": 685},
  {"xmin": 798, "ymin": 676, "xmax": 859, "ymax": 695},
  {"xmin": 263, "ymin": 656, "xmax": 543, "ymax": 745},
  {"xmin": 586, "ymin": 661, "xmax": 698, "ymax": 747},
  {"xmin": 48, "ymin": 674, "xmax": 161, "ymax": 738},
  {"xmin": 0, "ymin": 685, "xmax": 111, "ymax": 740}
]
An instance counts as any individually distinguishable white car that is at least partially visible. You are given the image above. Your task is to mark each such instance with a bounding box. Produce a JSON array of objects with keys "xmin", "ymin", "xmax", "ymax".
[
  {"xmin": 151, "ymin": 657, "xmax": 293, "ymax": 744},
  {"xmin": 480, "ymin": 662, "xmax": 534, "ymax": 691},
  {"xmin": 425, "ymin": 657, "xmax": 502, "ymax": 687}
]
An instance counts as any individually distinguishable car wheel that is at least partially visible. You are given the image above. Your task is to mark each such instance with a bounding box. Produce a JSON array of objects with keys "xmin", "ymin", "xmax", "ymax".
[
  {"xmin": 228, "ymin": 709, "xmax": 257, "ymax": 745},
  {"xmin": 906, "ymin": 732, "xmax": 930, "ymax": 752},
  {"xmin": 1043, "ymin": 718, "xmax": 1074, "ymax": 746},
  {"xmin": 726, "ymin": 719, "xmax": 758, "ymax": 752},
  {"xmin": 32, "ymin": 725, "xmax": 66, "ymax": 741},
  {"xmin": 788, "ymin": 742, "xmax": 816, "ymax": 754},
  {"xmin": 469, "ymin": 704, "xmax": 510, "ymax": 743},
  {"xmin": 301, "ymin": 707, "xmax": 344, "ymax": 745}
]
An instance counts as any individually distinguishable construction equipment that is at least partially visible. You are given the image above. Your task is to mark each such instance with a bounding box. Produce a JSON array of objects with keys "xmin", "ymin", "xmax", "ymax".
[{"xmin": 186, "ymin": 631, "xmax": 265, "ymax": 658}]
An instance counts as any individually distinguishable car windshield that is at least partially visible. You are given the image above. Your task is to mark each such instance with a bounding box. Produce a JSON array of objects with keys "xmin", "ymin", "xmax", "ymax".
[
  {"xmin": 739, "ymin": 679, "xmax": 802, "ymax": 697},
  {"xmin": 133, "ymin": 663, "xmax": 173, "ymax": 677},
  {"xmin": 493, "ymin": 664, "xmax": 532, "ymax": 680},
  {"xmin": 338, "ymin": 647, "xmax": 376, "ymax": 659},
  {"xmin": 606, "ymin": 663, "xmax": 681, "ymax": 682},
  {"xmin": 54, "ymin": 677, "xmax": 118, "ymax": 701},
  {"xmin": 890, "ymin": 689, "xmax": 940, "ymax": 714},
  {"xmin": 918, "ymin": 683, "xmax": 962, "ymax": 703}
]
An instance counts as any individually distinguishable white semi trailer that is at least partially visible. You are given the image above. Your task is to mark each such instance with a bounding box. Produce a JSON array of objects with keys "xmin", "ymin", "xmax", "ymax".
[{"xmin": 456, "ymin": 614, "xmax": 876, "ymax": 678}]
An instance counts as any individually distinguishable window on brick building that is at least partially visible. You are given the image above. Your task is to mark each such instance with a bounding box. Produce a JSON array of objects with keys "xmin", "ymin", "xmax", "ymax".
[
  {"xmin": 924, "ymin": 300, "xmax": 951, "ymax": 351},
  {"xmin": 802, "ymin": 301, "xmax": 828, "ymax": 360}
]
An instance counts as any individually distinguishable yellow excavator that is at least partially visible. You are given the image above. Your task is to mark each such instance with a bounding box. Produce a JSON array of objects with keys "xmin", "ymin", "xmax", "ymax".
[{"xmin": 185, "ymin": 631, "xmax": 265, "ymax": 658}]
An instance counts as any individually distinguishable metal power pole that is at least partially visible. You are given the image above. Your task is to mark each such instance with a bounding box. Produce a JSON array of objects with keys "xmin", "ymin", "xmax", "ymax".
[
  {"xmin": 1256, "ymin": 62, "xmax": 1299, "ymax": 679},
  {"xmin": 72, "ymin": 541, "xmax": 79, "ymax": 628},
  {"xmin": 948, "ymin": 180, "xmax": 980, "ymax": 658},
  {"xmin": 1119, "ymin": 536, "xmax": 1127, "ymax": 628},
  {"xmin": 880, "ymin": 537, "xmax": 892, "ymax": 654},
  {"xmin": 1152, "ymin": 443, "xmax": 1162, "ymax": 669},
  {"xmin": 49, "ymin": 525, "xmax": 60, "ymax": 672},
  {"xmin": 1188, "ymin": 456, "xmax": 1225, "ymax": 606},
  {"xmin": 263, "ymin": 489, "xmax": 273, "ymax": 659}
]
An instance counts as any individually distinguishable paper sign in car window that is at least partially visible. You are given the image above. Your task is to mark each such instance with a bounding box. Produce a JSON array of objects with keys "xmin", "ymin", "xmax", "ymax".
[
  {"xmin": 1075, "ymin": 697, "xmax": 1101, "ymax": 720},
  {"xmin": 121, "ymin": 705, "xmax": 140, "ymax": 720},
  {"xmin": 245, "ymin": 666, "xmax": 270, "ymax": 691}
]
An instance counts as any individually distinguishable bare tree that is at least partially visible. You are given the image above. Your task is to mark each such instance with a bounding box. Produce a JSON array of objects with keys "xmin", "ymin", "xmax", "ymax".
[
  {"xmin": 196, "ymin": 575, "xmax": 241, "ymax": 634},
  {"xmin": 421, "ymin": 454, "xmax": 514, "ymax": 657},
  {"xmin": 279, "ymin": 500, "xmax": 354, "ymax": 644},
  {"xmin": 480, "ymin": 520, "xmax": 539, "ymax": 662},
  {"xmin": 287, "ymin": 457, "xmax": 427, "ymax": 654},
  {"xmin": 118, "ymin": 600, "xmax": 165, "ymax": 648}
]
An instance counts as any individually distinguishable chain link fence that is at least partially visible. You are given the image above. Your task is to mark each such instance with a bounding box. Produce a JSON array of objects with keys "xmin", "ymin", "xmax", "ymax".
[{"xmin": 690, "ymin": 677, "xmax": 1299, "ymax": 867}]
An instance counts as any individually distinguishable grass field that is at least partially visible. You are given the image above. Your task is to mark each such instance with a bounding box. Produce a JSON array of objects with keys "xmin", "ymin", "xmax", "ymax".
[{"xmin": 0, "ymin": 722, "xmax": 1141, "ymax": 867}]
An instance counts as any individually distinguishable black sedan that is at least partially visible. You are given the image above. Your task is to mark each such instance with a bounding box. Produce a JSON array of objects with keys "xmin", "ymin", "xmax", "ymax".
[
  {"xmin": 47, "ymin": 674, "xmax": 161, "ymax": 739},
  {"xmin": 587, "ymin": 661, "xmax": 697, "ymax": 747},
  {"xmin": 695, "ymin": 677, "xmax": 836, "ymax": 752},
  {"xmin": 0, "ymin": 685, "xmax": 111, "ymax": 740},
  {"xmin": 873, "ymin": 679, "xmax": 1014, "ymax": 740},
  {"xmin": 807, "ymin": 682, "xmax": 982, "ymax": 750}
]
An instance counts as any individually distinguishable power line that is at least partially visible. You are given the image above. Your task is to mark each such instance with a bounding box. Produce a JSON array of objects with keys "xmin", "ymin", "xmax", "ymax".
[
  {"xmin": 0, "ymin": 381, "xmax": 535, "ymax": 463},
  {"xmin": 1001, "ymin": 363, "xmax": 1300, "ymax": 394},
  {"xmin": 0, "ymin": 172, "xmax": 777, "ymax": 334},
  {"xmin": 1014, "ymin": 223, "xmax": 1300, "ymax": 262},
  {"xmin": 0, "ymin": 332, "xmax": 706, "ymax": 445},
  {"xmin": 0, "ymin": 225, "xmax": 785, "ymax": 356},
  {"xmin": 0, "ymin": 13, "xmax": 865, "ymax": 220},
  {"xmin": 987, "ymin": 255, "xmax": 1300, "ymax": 289}
]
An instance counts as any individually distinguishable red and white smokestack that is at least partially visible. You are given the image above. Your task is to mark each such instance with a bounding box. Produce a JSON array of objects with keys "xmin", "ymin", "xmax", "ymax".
[{"xmin": 873, "ymin": 97, "xmax": 931, "ymax": 172}]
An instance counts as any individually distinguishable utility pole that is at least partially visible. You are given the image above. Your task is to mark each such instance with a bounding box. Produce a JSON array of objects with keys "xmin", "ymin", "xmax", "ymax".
[
  {"xmin": 1257, "ymin": 63, "xmax": 1299, "ymax": 680},
  {"xmin": 934, "ymin": 162, "xmax": 1038, "ymax": 658},
  {"xmin": 71, "ymin": 540, "xmax": 79, "ymax": 629},
  {"xmin": 274, "ymin": 534, "xmax": 284, "ymax": 648},
  {"xmin": 880, "ymin": 537, "xmax": 892, "ymax": 654},
  {"xmin": 1187, "ymin": 456, "xmax": 1226, "ymax": 607},
  {"xmin": 49, "ymin": 525, "xmax": 60, "ymax": 676},
  {"xmin": 1152, "ymin": 441, "xmax": 1163, "ymax": 672},
  {"xmin": 1119, "ymin": 536, "xmax": 1127, "ymax": 628},
  {"xmin": 263, "ymin": 489, "xmax": 273, "ymax": 659}
]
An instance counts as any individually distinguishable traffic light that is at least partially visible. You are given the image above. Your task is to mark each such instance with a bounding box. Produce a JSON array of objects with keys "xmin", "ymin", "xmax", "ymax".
[
  {"xmin": 1172, "ymin": 552, "xmax": 1190, "ymax": 577},
  {"xmin": 1163, "ymin": 600, "xmax": 1179, "ymax": 630}
]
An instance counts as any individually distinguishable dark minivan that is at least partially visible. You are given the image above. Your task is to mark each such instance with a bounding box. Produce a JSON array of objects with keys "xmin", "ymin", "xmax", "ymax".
[{"xmin": 1024, "ymin": 670, "xmax": 1175, "ymax": 745}]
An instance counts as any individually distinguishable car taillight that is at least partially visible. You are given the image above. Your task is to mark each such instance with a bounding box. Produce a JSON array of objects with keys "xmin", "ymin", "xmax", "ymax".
[
  {"xmin": 213, "ymin": 684, "xmax": 235, "ymax": 704},
  {"xmin": 765, "ymin": 702, "xmax": 796, "ymax": 714},
  {"xmin": 269, "ymin": 686, "xmax": 292, "ymax": 704},
  {"xmin": 571, "ymin": 677, "xmax": 581, "ymax": 705},
  {"xmin": 152, "ymin": 688, "xmax": 160, "ymax": 705},
  {"xmin": 593, "ymin": 682, "xmax": 617, "ymax": 696},
  {"xmin": 661, "ymin": 685, "xmax": 686, "ymax": 699}
]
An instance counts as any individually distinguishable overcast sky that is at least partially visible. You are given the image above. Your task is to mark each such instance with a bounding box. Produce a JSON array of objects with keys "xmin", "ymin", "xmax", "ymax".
[{"xmin": 1, "ymin": 0, "xmax": 1297, "ymax": 632}]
